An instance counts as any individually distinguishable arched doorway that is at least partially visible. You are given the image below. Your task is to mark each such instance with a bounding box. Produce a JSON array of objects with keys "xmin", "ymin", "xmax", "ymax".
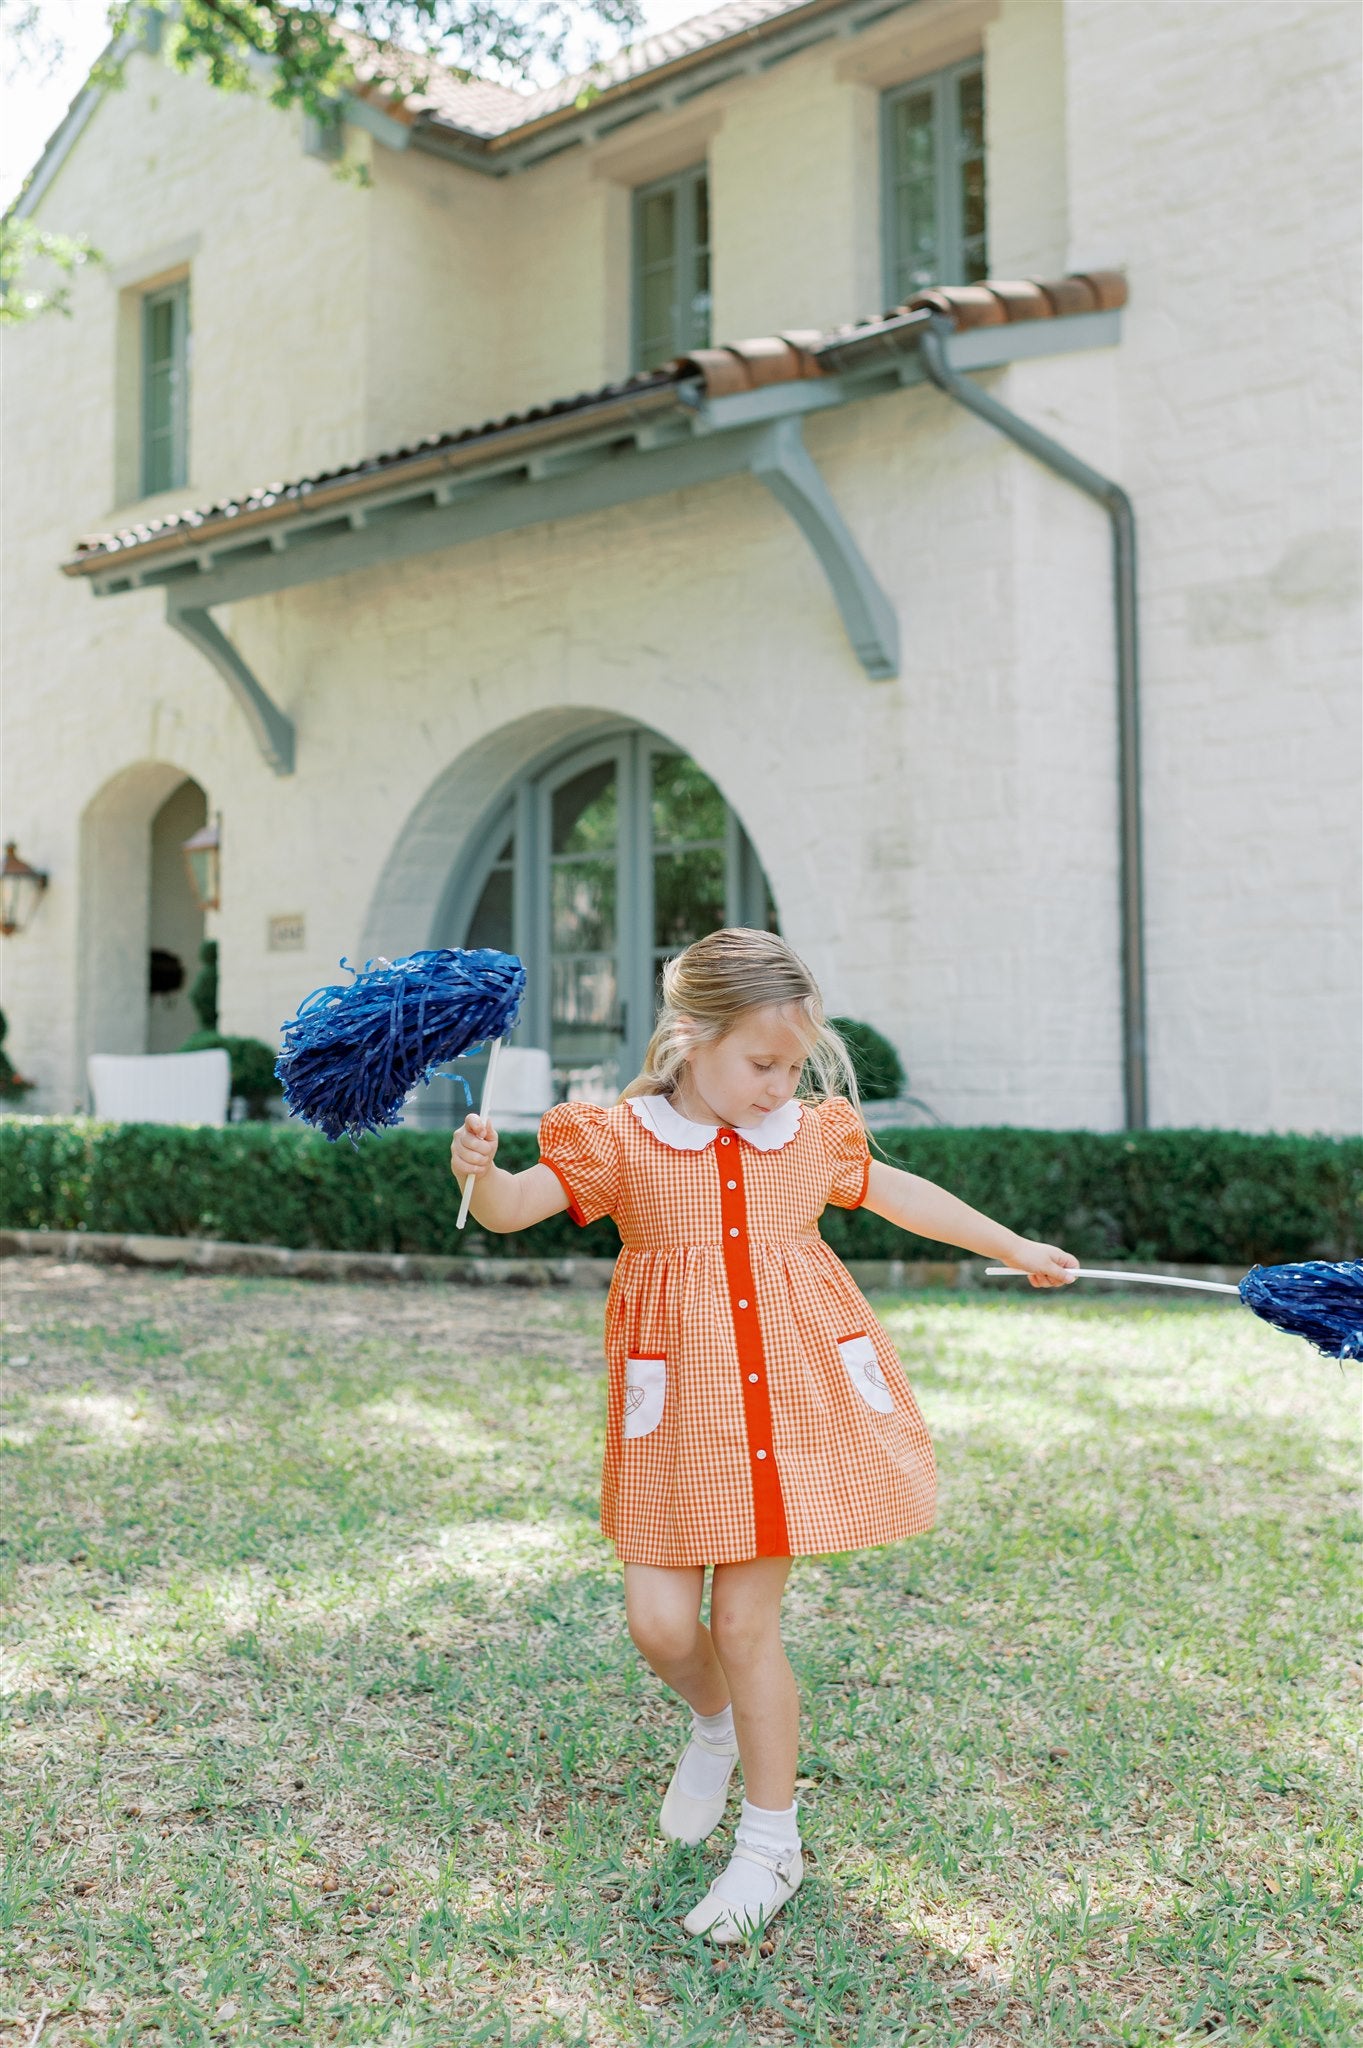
[
  {"xmin": 148, "ymin": 779, "xmax": 208, "ymax": 1052},
  {"xmin": 78, "ymin": 763, "xmax": 207, "ymax": 1086},
  {"xmin": 436, "ymin": 725, "xmax": 778, "ymax": 1104}
]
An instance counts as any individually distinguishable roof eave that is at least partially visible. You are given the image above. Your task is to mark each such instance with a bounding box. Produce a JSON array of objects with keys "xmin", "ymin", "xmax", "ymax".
[
  {"xmin": 388, "ymin": 0, "xmax": 904, "ymax": 166},
  {"xmin": 61, "ymin": 286, "xmax": 1126, "ymax": 585},
  {"xmin": 60, "ymin": 376, "xmax": 696, "ymax": 580}
]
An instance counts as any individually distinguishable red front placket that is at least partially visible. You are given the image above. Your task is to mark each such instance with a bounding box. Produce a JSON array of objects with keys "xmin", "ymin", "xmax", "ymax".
[{"xmin": 716, "ymin": 1129, "xmax": 791, "ymax": 1557}]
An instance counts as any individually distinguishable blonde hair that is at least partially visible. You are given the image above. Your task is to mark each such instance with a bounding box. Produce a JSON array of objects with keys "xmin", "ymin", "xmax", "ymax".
[{"xmin": 619, "ymin": 927, "xmax": 862, "ymax": 1113}]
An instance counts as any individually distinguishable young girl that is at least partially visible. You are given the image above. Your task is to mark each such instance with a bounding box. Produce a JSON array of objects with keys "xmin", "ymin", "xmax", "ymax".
[{"xmin": 450, "ymin": 928, "xmax": 1076, "ymax": 1945}]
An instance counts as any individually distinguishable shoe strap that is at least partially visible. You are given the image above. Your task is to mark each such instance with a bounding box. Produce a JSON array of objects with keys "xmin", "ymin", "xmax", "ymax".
[
  {"xmin": 688, "ymin": 1730, "xmax": 739, "ymax": 1757},
  {"xmin": 732, "ymin": 1839, "xmax": 799, "ymax": 1881}
]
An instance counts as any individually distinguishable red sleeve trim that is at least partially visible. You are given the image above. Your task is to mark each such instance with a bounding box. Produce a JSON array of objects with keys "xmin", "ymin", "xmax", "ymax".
[
  {"xmin": 850, "ymin": 1151, "xmax": 871, "ymax": 1210},
  {"xmin": 542, "ymin": 1155, "xmax": 587, "ymax": 1227}
]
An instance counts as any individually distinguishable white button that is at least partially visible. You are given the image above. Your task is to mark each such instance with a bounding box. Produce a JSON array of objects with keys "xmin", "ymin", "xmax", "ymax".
[
  {"xmin": 720, "ymin": 1136, "xmax": 731, "ymax": 1146},
  {"xmin": 727, "ymin": 1179, "xmax": 737, "ymax": 1189},
  {"xmin": 748, "ymin": 1372, "xmax": 758, "ymax": 1383},
  {"xmin": 738, "ymin": 1298, "xmax": 749, "ymax": 1308},
  {"xmin": 756, "ymin": 1448, "xmax": 767, "ymax": 1460},
  {"xmin": 729, "ymin": 1227, "xmax": 739, "ymax": 1237}
]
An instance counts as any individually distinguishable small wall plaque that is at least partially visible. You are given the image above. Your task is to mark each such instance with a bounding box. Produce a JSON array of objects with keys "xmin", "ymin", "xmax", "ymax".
[{"xmin": 268, "ymin": 913, "xmax": 306, "ymax": 952}]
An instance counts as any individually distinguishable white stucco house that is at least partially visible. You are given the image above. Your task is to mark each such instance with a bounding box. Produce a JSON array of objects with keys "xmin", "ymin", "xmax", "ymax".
[{"xmin": 2, "ymin": 0, "xmax": 1359, "ymax": 1134}]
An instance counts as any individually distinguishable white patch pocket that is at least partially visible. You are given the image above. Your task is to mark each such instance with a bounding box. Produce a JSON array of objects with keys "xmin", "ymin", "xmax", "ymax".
[
  {"xmin": 837, "ymin": 1333, "xmax": 894, "ymax": 1414},
  {"xmin": 623, "ymin": 1355, "xmax": 667, "ymax": 1439}
]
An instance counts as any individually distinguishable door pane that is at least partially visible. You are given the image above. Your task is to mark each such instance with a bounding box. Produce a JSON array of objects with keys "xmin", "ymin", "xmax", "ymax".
[
  {"xmin": 551, "ymin": 957, "xmax": 622, "ymax": 1056},
  {"xmin": 654, "ymin": 845, "xmax": 726, "ymax": 949},
  {"xmin": 551, "ymin": 857, "xmax": 616, "ymax": 953},
  {"xmin": 550, "ymin": 760, "xmax": 622, "ymax": 1102},
  {"xmin": 553, "ymin": 762, "xmax": 616, "ymax": 854},
  {"xmin": 651, "ymin": 751, "xmax": 727, "ymax": 846},
  {"xmin": 467, "ymin": 860, "xmax": 513, "ymax": 952}
]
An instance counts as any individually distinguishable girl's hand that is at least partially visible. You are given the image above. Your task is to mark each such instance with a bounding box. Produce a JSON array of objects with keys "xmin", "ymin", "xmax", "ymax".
[
  {"xmin": 450, "ymin": 1112, "xmax": 499, "ymax": 1182},
  {"xmin": 1006, "ymin": 1238, "xmax": 1079, "ymax": 1288}
]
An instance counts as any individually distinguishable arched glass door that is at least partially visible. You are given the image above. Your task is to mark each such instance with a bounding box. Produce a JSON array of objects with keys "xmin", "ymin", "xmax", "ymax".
[{"xmin": 447, "ymin": 727, "xmax": 777, "ymax": 1103}]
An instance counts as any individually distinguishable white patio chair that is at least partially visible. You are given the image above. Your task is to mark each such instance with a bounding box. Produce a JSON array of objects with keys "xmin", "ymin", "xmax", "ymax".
[
  {"xmin": 398, "ymin": 1044, "xmax": 555, "ymax": 1133},
  {"xmin": 481, "ymin": 1045, "xmax": 553, "ymax": 1130},
  {"xmin": 87, "ymin": 1049, "xmax": 232, "ymax": 1126}
]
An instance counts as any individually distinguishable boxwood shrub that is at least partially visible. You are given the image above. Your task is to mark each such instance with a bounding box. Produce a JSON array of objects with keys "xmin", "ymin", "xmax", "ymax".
[{"xmin": 1, "ymin": 1117, "xmax": 1358, "ymax": 1266}]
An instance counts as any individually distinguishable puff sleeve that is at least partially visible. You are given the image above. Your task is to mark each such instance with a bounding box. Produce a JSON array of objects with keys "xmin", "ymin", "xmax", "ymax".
[
  {"xmin": 537, "ymin": 1101, "xmax": 622, "ymax": 1227},
  {"xmin": 818, "ymin": 1095, "xmax": 871, "ymax": 1209}
]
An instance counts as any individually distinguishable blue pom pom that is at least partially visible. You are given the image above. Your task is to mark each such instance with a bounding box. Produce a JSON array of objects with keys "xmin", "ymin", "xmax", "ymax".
[
  {"xmin": 275, "ymin": 947, "xmax": 526, "ymax": 1144},
  {"xmin": 1238, "ymin": 1259, "xmax": 1363, "ymax": 1361}
]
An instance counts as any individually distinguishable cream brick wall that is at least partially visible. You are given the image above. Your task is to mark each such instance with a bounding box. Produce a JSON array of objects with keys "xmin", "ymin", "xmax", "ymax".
[
  {"xmin": 2, "ymin": 2, "xmax": 1358, "ymax": 1135},
  {"xmin": 708, "ymin": 60, "xmax": 881, "ymax": 340},
  {"xmin": 362, "ymin": 145, "xmax": 507, "ymax": 449},
  {"xmin": 983, "ymin": 0, "xmax": 1068, "ymax": 275},
  {"xmin": 1064, "ymin": 0, "xmax": 1362, "ymax": 1131}
]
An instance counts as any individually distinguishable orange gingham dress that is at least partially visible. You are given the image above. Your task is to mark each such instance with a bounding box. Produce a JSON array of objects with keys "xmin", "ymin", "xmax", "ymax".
[{"xmin": 538, "ymin": 1091, "xmax": 937, "ymax": 1568}]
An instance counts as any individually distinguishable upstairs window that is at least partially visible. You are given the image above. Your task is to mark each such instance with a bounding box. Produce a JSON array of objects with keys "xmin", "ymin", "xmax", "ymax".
[
  {"xmin": 633, "ymin": 165, "xmax": 711, "ymax": 372},
  {"xmin": 883, "ymin": 58, "xmax": 986, "ymax": 303},
  {"xmin": 142, "ymin": 278, "xmax": 190, "ymax": 496}
]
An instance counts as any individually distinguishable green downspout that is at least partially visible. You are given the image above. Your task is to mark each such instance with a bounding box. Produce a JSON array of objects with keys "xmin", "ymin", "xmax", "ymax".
[{"xmin": 916, "ymin": 316, "xmax": 1148, "ymax": 1130}]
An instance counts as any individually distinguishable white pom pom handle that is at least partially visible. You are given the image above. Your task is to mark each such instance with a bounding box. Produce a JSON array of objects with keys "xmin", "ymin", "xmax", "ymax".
[
  {"xmin": 985, "ymin": 1265, "xmax": 1239, "ymax": 1295},
  {"xmin": 456, "ymin": 1036, "xmax": 504, "ymax": 1231}
]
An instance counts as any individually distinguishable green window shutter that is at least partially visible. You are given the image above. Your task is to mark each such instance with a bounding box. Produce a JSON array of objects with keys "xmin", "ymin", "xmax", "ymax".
[
  {"xmin": 883, "ymin": 58, "xmax": 987, "ymax": 305},
  {"xmin": 142, "ymin": 278, "xmax": 190, "ymax": 496},
  {"xmin": 633, "ymin": 165, "xmax": 711, "ymax": 373}
]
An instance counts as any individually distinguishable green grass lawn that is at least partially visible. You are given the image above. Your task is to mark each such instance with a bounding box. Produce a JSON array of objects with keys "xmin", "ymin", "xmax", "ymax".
[{"xmin": 0, "ymin": 1262, "xmax": 1358, "ymax": 2047}]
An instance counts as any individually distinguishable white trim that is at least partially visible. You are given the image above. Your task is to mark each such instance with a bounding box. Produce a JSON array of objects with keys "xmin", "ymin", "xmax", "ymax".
[
  {"xmin": 109, "ymin": 234, "xmax": 201, "ymax": 294},
  {"xmin": 628, "ymin": 1092, "xmax": 804, "ymax": 1152}
]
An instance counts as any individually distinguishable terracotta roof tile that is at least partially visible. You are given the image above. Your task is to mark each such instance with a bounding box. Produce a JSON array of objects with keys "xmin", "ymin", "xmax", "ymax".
[
  {"xmin": 979, "ymin": 279, "xmax": 1052, "ymax": 321},
  {"xmin": 1034, "ymin": 274, "xmax": 1101, "ymax": 317},
  {"xmin": 677, "ymin": 333, "xmax": 824, "ymax": 395},
  {"xmin": 65, "ymin": 271, "xmax": 1126, "ymax": 568},
  {"xmin": 1075, "ymin": 270, "xmax": 1128, "ymax": 311}
]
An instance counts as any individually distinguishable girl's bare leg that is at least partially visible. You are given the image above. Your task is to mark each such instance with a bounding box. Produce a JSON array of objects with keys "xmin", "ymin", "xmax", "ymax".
[
  {"xmin": 623, "ymin": 1563, "xmax": 731, "ymax": 1716},
  {"xmin": 708, "ymin": 1556, "xmax": 797, "ymax": 1810}
]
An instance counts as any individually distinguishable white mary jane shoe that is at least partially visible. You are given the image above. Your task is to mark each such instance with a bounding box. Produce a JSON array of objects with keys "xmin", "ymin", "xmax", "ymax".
[
  {"xmin": 682, "ymin": 1840, "xmax": 804, "ymax": 1944},
  {"xmin": 659, "ymin": 1726, "xmax": 740, "ymax": 1845}
]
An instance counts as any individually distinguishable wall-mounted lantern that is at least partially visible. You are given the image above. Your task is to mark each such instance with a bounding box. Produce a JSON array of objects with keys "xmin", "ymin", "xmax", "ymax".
[
  {"xmin": 0, "ymin": 842, "xmax": 49, "ymax": 935},
  {"xmin": 181, "ymin": 815, "xmax": 221, "ymax": 913}
]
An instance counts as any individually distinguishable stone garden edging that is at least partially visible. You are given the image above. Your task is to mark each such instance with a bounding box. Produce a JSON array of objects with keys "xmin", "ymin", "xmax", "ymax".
[{"xmin": 0, "ymin": 1229, "xmax": 1249, "ymax": 1292}]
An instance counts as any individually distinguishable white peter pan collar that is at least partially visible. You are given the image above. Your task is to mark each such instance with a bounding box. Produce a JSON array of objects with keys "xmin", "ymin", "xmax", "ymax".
[{"xmin": 628, "ymin": 1092, "xmax": 804, "ymax": 1153}]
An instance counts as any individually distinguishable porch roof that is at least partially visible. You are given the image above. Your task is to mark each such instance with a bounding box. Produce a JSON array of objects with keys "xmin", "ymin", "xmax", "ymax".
[
  {"xmin": 61, "ymin": 269, "xmax": 1125, "ymax": 775},
  {"xmin": 64, "ymin": 270, "xmax": 1126, "ymax": 582}
]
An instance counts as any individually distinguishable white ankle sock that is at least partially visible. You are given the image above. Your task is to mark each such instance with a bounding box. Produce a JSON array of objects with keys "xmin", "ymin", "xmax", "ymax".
[
  {"xmin": 736, "ymin": 1797, "xmax": 800, "ymax": 1857},
  {"xmin": 708, "ymin": 1799, "xmax": 801, "ymax": 1917},
  {"xmin": 673, "ymin": 1703, "xmax": 737, "ymax": 1801}
]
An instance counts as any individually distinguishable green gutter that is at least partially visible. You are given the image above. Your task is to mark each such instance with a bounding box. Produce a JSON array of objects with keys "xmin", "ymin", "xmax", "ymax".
[{"xmin": 915, "ymin": 316, "xmax": 1148, "ymax": 1132}]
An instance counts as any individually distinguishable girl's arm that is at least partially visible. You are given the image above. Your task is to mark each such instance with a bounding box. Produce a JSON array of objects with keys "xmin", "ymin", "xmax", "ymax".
[
  {"xmin": 862, "ymin": 1160, "xmax": 1078, "ymax": 1288},
  {"xmin": 450, "ymin": 1114, "xmax": 569, "ymax": 1233}
]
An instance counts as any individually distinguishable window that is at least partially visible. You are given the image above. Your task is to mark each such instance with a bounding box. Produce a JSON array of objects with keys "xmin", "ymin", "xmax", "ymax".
[
  {"xmin": 633, "ymin": 165, "xmax": 711, "ymax": 372},
  {"xmin": 142, "ymin": 278, "xmax": 189, "ymax": 495},
  {"xmin": 444, "ymin": 727, "xmax": 778, "ymax": 1106},
  {"xmin": 883, "ymin": 58, "xmax": 986, "ymax": 304}
]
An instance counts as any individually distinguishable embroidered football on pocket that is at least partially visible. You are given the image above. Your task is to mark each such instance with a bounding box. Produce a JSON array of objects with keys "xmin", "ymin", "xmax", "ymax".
[
  {"xmin": 624, "ymin": 1355, "xmax": 667, "ymax": 1438},
  {"xmin": 836, "ymin": 1333, "xmax": 894, "ymax": 1413}
]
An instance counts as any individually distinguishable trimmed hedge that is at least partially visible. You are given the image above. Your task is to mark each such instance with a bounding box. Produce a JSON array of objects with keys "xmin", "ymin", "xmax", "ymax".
[{"xmin": 2, "ymin": 1117, "xmax": 1358, "ymax": 1266}]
